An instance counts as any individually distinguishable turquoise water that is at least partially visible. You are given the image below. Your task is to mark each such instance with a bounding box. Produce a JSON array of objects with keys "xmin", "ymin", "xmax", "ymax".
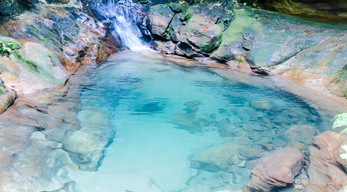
[{"xmin": 69, "ymin": 52, "xmax": 328, "ymax": 192}]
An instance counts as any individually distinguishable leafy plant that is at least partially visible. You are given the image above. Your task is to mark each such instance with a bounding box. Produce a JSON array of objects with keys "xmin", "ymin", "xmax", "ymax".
[
  {"xmin": 332, "ymin": 113, "xmax": 347, "ymax": 162},
  {"xmin": 0, "ymin": 39, "xmax": 21, "ymax": 60},
  {"xmin": 332, "ymin": 112, "xmax": 347, "ymax": 135}
]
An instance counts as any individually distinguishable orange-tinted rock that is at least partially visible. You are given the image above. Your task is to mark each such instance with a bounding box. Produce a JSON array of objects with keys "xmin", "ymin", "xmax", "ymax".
[
  {"xmin": 306, "ymin": 131, "xmax": 347, "ymax": 191},
  {"xmin": 244, "ymin": 147, "xmax": 303, "ymax": 192}
]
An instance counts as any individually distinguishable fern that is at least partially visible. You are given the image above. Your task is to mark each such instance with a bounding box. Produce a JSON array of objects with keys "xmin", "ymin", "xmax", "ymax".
[{"xmin": 332, "ymin": 113, "xmax": 347, "ymax": 135}]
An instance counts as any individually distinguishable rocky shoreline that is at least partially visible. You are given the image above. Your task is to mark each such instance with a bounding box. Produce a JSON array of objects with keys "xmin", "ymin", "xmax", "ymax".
[{"xmin": 145, "ymin": 2, "xmax": 347, "ymax": 100}]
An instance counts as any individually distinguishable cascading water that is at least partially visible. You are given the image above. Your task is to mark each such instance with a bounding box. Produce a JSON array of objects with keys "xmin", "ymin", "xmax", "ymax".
[{"xmin": 95, "ymin": 0, "xmax": 152, "ymax": 51}]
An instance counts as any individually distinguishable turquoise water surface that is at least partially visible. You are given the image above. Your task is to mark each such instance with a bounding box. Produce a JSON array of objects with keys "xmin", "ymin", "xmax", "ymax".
[{"xmin": 69, "ymin": 52, "xmax": 328, "ymax": 192}]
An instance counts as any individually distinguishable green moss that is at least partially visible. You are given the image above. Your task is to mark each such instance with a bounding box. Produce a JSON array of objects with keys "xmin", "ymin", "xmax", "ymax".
[
  {"xmin": 0, "ymin": 89, "xmax": 4, "ymax": 95},
  {"xmin": 13, "ymin": 51, "xmax": 55, "ymax": 80},
  {"xmin": 0, "ymin": 37, "xmax": 22, "ymax": 58}
]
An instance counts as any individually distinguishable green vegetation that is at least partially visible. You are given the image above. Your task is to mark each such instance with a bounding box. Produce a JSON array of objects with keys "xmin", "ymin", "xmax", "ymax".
[
  {"xmin": 332, "ymin": 113, "xmax": 347, "ymax": 135},
  {"xmin": 332, "ymin": 113, "xmax": 347, "ymax": 164},
  {"xmin": 0, "ymin": 38, "xmax": 21, "ymax": 60}
]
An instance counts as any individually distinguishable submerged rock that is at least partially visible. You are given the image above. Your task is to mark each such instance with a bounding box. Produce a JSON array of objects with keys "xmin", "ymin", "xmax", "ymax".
[
  {"xmin": 244, "ymin": 147, "xmax": 303, "ymax": 192},
  {"xmin": 285, "ymin": 124, "xmax": 317, "ymax": 145},
  {"xmin": 251, "ymin": 100, "xmax": 272, "ymax": 111},
  {"xmin": 190, "ymin": 142, "xmax": 240, "ymax": 172}
]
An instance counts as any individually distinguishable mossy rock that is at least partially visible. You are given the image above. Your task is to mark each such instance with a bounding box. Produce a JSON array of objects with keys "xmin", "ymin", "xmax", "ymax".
[
  {"xmin": 147, "ymin": 4, "xmax": 175, "ymax": 39},
  {"xmin": 0, "ymin": 42, "xmax": 68, "ymax": 94},
  {"xmin": 0, "ymin": 37, "xmax": 21, "ymax": 50}
]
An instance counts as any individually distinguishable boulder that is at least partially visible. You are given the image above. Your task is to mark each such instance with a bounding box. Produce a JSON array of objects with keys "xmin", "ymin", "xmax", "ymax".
[
  {"xmin": 147, "ymin": 4, "xmax": 175, "ymax": 39},
  {"xmin": 0, "ymin": 42, "xmax": 68, "ymax": 94},
  {"xmin": 306, "ymin": 131, "xmax": 347, "ymax": 191},
  {"xmin": 244, "ymin": 147, "xmax": 303, "ymax": 192},
  {"xmin": 183, "ymin": 15, "xmax": 223, "ymax": 53}
]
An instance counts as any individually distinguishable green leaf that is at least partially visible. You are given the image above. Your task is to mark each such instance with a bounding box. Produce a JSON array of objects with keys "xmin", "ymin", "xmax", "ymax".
[{"xmin": 332, "ymin": 113, "xmax": 347, "ymax": 129}]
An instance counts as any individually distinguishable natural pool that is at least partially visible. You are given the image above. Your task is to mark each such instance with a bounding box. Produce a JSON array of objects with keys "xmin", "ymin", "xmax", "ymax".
[{"xmin": 67, "ymin": 51, "xmax": 331, "ymax": 192}]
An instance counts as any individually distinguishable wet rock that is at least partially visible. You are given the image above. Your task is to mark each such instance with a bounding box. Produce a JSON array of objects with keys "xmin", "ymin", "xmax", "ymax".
[
  {"xmin": 289, "ymin": 141, "xmax": 306, "ymax": 151},
  {"xmin": 190, "ymin": 142, "xmax": 240, "ymax": 172},
  {"xmin": 238, "ymin": 147, "xmax": 266, "ymax": 160},
  {"xmin": 273, "ymin": 137, "xmax": 287, "ymax": 148},
  {"xmin": 63, "ymin": 130, "xmax": 110, "ymax": 171},
  {"xmin": 306, "ymin": 131, "xmax": 347, "ymax": 191},
  {"xmin": 285, "ymin": 125, "xmax": 317, "ymax": 145},
  {"xmin": 147, "ymin": 4, "xmax": 175, "ymax": 39},
  {"xmin": 244, "ymin": 147, "xmax": 303, "ymax": 192}
]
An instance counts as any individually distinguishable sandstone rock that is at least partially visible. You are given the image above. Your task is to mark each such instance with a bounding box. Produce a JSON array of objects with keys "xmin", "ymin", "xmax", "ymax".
[
  {"xmin": 306, "ymin": 131, "xmax": 347, "ymax": 191},
  {"xmin": 244, "ymin": 147, "xmax": 303, "ymax": 192}
]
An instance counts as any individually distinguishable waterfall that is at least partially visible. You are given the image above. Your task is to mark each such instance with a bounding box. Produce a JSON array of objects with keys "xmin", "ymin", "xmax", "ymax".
[{"xmin": 95, "ymin": 0, "xmax": 152, "ymax": 52}]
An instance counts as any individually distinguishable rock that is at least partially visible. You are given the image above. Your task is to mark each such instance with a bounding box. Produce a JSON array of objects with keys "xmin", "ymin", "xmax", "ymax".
[
  {"xmin": 285, "ymin": 125, "xmax": 317, "ymax": 145},
  {"xmin": 238, "ymin": 147, "xmax": 266, "ymax": 160},
  {"xmin": 147, "ymin": 4, "xmax": 175, "ymax": 39},
  {"xmin": 289, "ymin": 141, "xmax": 306, "ymax": 151},
  {"xmin": 160, "ymin": 41, "xmax": 176, "ymax": 54},
  {"xmin": 306, "ymin": 131, "xmax": 347, "ymax": 191},
  {"xmin": 2, "ymin": 4, "xmax": 117, "ymax": 74},
  {"xmin": 273, "ymin": 137, "xmax": 287, "ymax": 148},
  {"xmin": 0, "ymin": 36, "xmax": 22, "ymax": 50},
  {"xmin": 0, "ymin": 42, "xmax": 68, "ymax": 94},
  {"xmin": 0, "ymin": 0, "xmax": 30, "ymax": 16},
  {"xmin": 63, "ymin": 130, "xmax": 110, "ymax": 171},
  {"xmin": 190, "ymin": 142, "xmax": 240, "ymax": 172},
  {"xmin": 182, "ymin": 14, "xmax": 223, "ymax": 53},
  {"xmin": 244, "ymin": 147, "xmax": 303, "ymax": 192},
  {"xmin": 0, "ymin": 83, "xmax": 16, "ymax": 114},
  {"xmin": 251, "ymin": 100, "xmax": 272, "ymax": 111}
]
